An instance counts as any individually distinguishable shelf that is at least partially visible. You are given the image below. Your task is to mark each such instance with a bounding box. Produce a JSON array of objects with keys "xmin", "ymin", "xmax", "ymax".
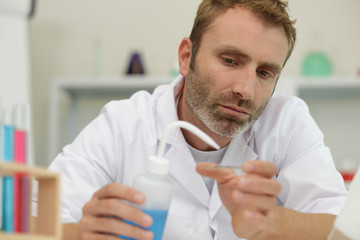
[
  {"xmin": 296, "ymin": 77, "xmax": 360, "ymax": 99},
  {"xmin": 275, "ymin": 76, "xmax": 360, "ymax": 99},
  {"xmin": 0, "ymin": 162, "xmax": 61, "ymax": 240},
  {"xmin": 48, "ymin": 75, "xmax": 173, "ymax": 163},
  {"xmin": 53, "ymin": 75, "xmax": 172, "ymax": 98}
]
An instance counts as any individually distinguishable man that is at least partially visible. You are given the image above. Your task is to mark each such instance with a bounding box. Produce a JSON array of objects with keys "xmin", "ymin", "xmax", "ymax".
[{"xmin": 50, "ymin": 0, "xmax": 347, "ymax": 239}]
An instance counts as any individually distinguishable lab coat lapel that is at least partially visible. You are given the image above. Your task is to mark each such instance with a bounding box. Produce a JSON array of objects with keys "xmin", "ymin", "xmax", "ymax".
[
  {"xmin": 209, "ymin": 134, "xmax": 258, "ymax": 220},
  {"xmin": 165, "ymin": 129, "xmax": 211, "ymax": 208},
  {"xmin": 155, "ymin": 76, "xmax": 185, "ymax": 140},
  {"xmin": 154, "ymin": 77, "xmax": 210, "ymax": 207}
]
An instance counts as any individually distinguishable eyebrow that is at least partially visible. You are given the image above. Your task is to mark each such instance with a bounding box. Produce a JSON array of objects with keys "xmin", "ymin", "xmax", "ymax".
[
  {"xmin": 215, "ymin": 46, "xmax": 251, "ymax": 61},
  {"xmin": 215, "ymin": 46, "xmax": 283, "ymax": 75},
  {"xmin": 261, "ymin": 63, "xmax": 282, "ymax": 75}
]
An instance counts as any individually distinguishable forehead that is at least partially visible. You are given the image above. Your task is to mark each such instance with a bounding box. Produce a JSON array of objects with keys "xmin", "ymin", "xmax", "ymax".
[{"xmin": 201, "ymin": 6, "xmax": 289, "ymax": 66}]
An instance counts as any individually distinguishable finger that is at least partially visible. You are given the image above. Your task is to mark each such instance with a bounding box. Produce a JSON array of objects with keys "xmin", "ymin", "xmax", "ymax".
[
  {"xmin": 235, "ymin": 175, "xmax": 281, "ymax": 196},
  {"xmin": 242, "ymin": 160, "xmax": 278, "ymax": 178},
  {"xmin": 196, "ymin": 162, "xmax": 237, "ymax": 184},
  {"xmin": 80, "ymin": 215, "xmax": 153, "ymax": 240},
  {"xmin": 232, "ymin": 190, "xmax": 278, "ymax": 214},
  {"xmin": 93, "ymin": 183, "xmax": 145, "ymax": 204},
  {"xmin": 82, "ymin": 199, "xmax": 153, "ymax": 228}
]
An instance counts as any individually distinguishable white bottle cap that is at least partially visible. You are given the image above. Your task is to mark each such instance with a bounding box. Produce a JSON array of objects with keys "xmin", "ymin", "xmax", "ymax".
[
  {"xmin": 148, "ymin": 120, "xmax": 220, "ymax": 176},
  {"xmin": 147, "ymin": 156, "xmax": 169, "ymax": 175}
]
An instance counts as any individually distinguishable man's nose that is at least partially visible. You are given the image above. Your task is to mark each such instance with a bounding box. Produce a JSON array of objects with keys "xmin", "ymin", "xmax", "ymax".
[{"xmin": 231, "ymin": 67, "xmax": 256, "ymax": 100}]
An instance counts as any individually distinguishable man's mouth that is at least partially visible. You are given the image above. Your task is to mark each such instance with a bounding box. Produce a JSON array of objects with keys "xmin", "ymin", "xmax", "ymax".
[{"xmin": 219, "ymin": 104, "xmax": 249, "ymax": 118}]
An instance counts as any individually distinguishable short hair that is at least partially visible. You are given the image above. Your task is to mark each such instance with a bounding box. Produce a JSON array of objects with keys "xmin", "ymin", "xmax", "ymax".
[{"xmin": 189, "ymin": 0, "xmax": 297, "ymax": 69}]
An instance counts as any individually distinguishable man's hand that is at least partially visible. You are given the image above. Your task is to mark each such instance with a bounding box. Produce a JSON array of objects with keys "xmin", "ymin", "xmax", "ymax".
[
  {"xmin": 79, "ymin": 183, "xmax": 154, "ymax": 240},
  {"xmin": 196, "ymin": 160, "xmax": 281, "ymax": 239}
]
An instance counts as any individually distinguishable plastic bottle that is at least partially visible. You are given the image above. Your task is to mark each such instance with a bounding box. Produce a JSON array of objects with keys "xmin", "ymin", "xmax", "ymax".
[{"xmin": 123, "ymin": 121, "xmax": 220, "ymax": 240}]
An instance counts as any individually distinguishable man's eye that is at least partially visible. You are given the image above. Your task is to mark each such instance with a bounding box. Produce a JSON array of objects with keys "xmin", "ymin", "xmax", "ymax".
[
  {"xmin": 224, "ymin": 58, "xmax": 236, "ymax": 65},
  {"xmin": 257, "ymin": 69, "xmax": 271, "ymax": 78}
]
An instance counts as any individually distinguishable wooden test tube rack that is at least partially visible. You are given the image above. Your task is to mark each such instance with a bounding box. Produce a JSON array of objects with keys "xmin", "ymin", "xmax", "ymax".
[{"xmin": 0, "ymin": 161, "xmax": 62, "ymax": 240}]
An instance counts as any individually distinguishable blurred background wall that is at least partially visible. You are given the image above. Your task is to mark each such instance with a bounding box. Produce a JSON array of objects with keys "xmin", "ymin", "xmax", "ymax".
[{"xmin": 27, "ymin": 0, "xmax": 360, "ymax": 167}]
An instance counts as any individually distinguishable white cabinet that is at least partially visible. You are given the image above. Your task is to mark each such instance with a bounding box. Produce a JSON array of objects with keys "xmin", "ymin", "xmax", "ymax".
[{"xmin": 48, "ymin": 75, "xmax": 360, "ymax": 168}]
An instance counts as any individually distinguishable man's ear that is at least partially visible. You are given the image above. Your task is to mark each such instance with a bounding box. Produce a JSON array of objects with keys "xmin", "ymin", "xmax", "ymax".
[{"xmin": 178, "ymin": 38, "xmax": 193, "ymax": 77}]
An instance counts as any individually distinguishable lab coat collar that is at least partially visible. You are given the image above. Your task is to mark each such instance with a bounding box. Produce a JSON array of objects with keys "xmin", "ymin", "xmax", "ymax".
[
  {"xmin": 165, "ymin": 127, "xmax": 258, "ymax": 215},
  {"xmin": 155, "ymin": 75, "xmax": 184, "ymax": 143}
]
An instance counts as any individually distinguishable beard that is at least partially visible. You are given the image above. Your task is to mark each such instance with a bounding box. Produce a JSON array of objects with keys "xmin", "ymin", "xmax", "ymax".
[{"xmin": 185, "ymin": 68, "xmax": 270, "ymax": 138}]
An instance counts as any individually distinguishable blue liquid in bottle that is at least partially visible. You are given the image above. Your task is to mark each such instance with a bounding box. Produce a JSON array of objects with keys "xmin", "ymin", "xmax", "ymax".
[{"xmin": 120, "ymin": 209, "xmax": 168, "ymax": 240}]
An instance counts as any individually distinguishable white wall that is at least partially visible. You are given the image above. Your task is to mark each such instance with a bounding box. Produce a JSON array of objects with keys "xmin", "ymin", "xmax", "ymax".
[
  {"xmin": 0, "ymin": 1, "xmax": 31, "ymax": 113},
  {"xmin": 29, "ymin": 0, "xmax": 360, "ymax": 166},
  {"xmin": 284, "ymin": 0, "xmax": 360, "ymax": 76},
  {"xmin": 0, "ymin": 0, "xmax": 33, "ymax": 164}
]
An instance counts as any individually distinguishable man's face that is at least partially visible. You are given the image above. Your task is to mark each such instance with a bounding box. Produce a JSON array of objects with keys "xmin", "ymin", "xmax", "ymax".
[{"xmin": 183, "ymin": 7, "xmax": 289, "ymax": 138}]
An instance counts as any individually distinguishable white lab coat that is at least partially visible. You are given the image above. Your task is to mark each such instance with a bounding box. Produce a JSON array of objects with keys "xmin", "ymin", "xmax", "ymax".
[{"xmin": 49, "ymin": 76, "xmax": 347, "ymax": 240}]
